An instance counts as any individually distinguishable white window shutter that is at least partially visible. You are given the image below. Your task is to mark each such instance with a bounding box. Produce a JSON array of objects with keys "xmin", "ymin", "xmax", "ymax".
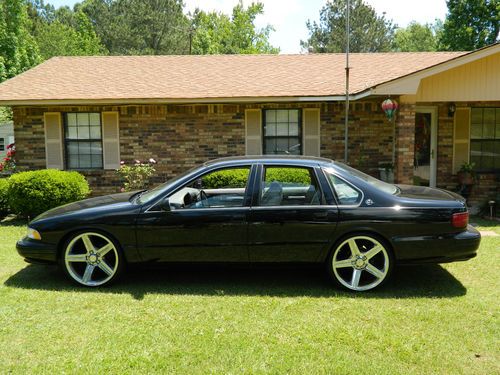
[
  {"xmin": 102, "ymin": 112, "xmax": 121, "ymax": 170},
  {"xmin": 43, "ymin": 112, "xmax": 64, "ymax": 169},
  {"xmin": 245, "ymin": 109, "xmax": 262, "ymax": 155},
  {"xmin": 303, "ymin": 108, "xmax": 320, "ymax": 156},
  {"xmin": 452, "ymin": 108, "xmax": 470, "ymax": 174}
]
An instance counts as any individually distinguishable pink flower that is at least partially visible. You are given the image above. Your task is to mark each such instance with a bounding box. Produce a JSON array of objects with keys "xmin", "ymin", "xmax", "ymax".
[
  {"xmin": 135, "ymin": 159, "xmax": 141, "ymax": 165},
  {"xmin": 120, "ymin": 160, "xmax": 125, "ymax": 165},
  {"xmin": 120, "ymin": 187, "xmax": 125, "ymax": 192},
  {"xmin": 149, "ymin": 158, "xmax": 156, "ymax": 164}
]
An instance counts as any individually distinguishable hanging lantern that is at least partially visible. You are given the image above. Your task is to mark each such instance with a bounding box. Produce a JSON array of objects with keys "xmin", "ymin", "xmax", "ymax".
[{"xmin": 381, "ymin": 98, "xmax": 398, "ymax": 120}]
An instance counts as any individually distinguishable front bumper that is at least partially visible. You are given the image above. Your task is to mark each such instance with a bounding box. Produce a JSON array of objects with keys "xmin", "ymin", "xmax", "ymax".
[
  {"xmin": 16, "ymin": 237, "xmax": 58, "ymax": 264},
  {"xmin": 393, "ymin": 225, "xmax": 481, "ymax": 264}
]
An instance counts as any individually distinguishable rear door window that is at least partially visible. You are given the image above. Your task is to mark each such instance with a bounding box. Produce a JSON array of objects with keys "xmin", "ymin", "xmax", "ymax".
[{"xmin": 259, "ymin": 166, "xmax": 321, "ymax": 206}]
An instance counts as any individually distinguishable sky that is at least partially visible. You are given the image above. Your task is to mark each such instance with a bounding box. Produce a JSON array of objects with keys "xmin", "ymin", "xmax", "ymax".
[{"xmin": 46, "ymin": 0, "xmax": 448, "ymax": 54}]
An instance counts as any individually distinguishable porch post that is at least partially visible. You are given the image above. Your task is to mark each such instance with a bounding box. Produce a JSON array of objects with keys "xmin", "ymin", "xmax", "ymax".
[{"xmin": 394, "ymin": 97, "xmax": 416, "ymax": 184}]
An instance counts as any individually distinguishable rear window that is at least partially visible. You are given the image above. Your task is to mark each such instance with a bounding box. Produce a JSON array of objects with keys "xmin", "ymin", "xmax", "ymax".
[{"xmin": 324, "ymin": 163, "xmax": 399, "ymax": 195}]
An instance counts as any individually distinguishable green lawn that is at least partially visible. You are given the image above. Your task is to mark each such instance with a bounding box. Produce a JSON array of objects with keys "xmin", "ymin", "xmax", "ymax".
[{"xmin": 0, "ymin": 219, "xmax": 499, "ymax": 374}]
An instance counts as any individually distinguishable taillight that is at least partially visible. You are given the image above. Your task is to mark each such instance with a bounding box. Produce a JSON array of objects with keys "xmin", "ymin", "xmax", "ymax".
[{"xmin": 452, "ymin": 212, "xmax": 469, "ymax": 228}]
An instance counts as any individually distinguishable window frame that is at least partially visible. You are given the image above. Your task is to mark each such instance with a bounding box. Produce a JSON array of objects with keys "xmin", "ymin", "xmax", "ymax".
[
  {"xmin": 63, "ymin": 112, "xmax": 104, "ymax": 170},
  {"xmin": 262, "ymin": 109, "xmax": 303, "ymax": 155},
  {"xmin": 255, "ymin": 164, "xmax": 325, "ymax": 208},
  {"xmin": 469, "ymin": 107, "xmax": 500, "ymax": 173},
  {"xmin": 145, "ymin": 164, "xmax": 255, "ymax": 212},
  {"xmin": 0, "ymin": 138, "xmax": 4, "ymax": 152}
]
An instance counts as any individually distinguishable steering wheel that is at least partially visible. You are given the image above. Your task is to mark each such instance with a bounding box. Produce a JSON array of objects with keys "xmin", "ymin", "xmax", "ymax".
[{"xmin": 199, "ymin": 190, "xmax": 209, "ymax": 207}]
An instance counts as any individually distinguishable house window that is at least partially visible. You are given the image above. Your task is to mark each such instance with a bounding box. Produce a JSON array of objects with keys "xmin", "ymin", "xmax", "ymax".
[
  {"xmin": 64, "ymin": 113, "xmax": 103, "ymax": 169},
  {"xmin": 0, "ymin": 138, "xmax": 4, "ymax": 151},
  {"xmin": 263, "ymin": 109, "xmax": 301, "ymax": 155},
  {"xmin": 470, "ymin": 108, "xmax": 500, "ymax": 171}
]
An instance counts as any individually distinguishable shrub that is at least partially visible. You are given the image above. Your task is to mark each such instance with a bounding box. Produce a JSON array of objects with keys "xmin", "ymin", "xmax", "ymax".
[
  {"xmin": 0, "ymin": 178, "xmax": 9, "ymax": 217},
  {"xmin": 116, "ymin": 159, "xmax": 156, "ymax": 192},
  {"xmin": 8, "ymin": 170, "xmax": 90, "ymax": 218},
  {"xmin": 202, "ymin": 168, "xmax": 249, "ymax": 189},
  {"xmin": 266, "ymin": 168, "xmax": 311, "ymax": 185}
]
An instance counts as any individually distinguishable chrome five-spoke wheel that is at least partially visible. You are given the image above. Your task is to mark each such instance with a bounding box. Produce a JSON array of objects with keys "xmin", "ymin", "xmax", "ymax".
[
  {"xmin": 63, "ymin": 232, "xmax": 122, "ymax": 287},
  {"xmin": 329, "ymin": 235, "xmax": 392, "ymax": 291}
]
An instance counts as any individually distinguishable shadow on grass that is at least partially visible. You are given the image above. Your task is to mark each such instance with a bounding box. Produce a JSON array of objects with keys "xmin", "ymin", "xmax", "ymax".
[{"xmin": 4, "ymin": 263, "xmax": 466, "ymax": 300}]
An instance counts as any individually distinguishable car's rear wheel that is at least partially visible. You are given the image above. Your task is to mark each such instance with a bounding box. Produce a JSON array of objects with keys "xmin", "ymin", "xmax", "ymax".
[
  {"xmin": 327, "ymin": 234, "xmax": 393, "ymax": 292},
  {"xmin": 61, "ymin": 232, "xmax": 123, "ymax": 287}
]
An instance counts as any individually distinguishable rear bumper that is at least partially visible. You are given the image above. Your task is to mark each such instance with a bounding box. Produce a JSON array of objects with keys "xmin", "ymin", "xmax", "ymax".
[
  {"xmin": 393, "ymin": 225, "xmax": 481, "ymax": 264},
  {"xmin": 16, "ymin": 237, "xmax": 57, "ymax": 264}
]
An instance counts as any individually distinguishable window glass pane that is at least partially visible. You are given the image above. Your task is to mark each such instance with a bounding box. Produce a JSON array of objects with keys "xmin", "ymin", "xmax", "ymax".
[
  {"xmin": 260, "ymin": 167, "xmax": 320, "ymax": 206},
  {"xmin": 90, "ymin": 126, "xmax": 101, "ymax": 139},
  {"xmin": 496, "ymin": 140, "xmax": 500, "ymax": 170},
  {"xmin": 79, "ymin": 155, "xmax": 91, "ymax": 169},
  {"xmin": 265, "ymin": 123, "xmax": 276, "ymax": 136},
  {"xmin": 483, "ymin": 108, "xmax": 495, "ymax": 125},
  {"xmin": 89, "ymin": 113, "xmax": 100, "ymax": 125},
  {"xmin": 276, "ymin": 110, "xmax": 289, "ymax": 123},
  {"xmin": 67, "ymin": 113, "xmax": 77, "ymax": 126},
  {"xmin": 67, "ymin": 126, "xmax": 78, "ymax": 139},
  {"xmin": 482, "ymin": 141, "xmax": 495, "ymax": 170},
  {"xmin": 78, "ymin": 141, "xmax": 91, "ymax": 154},
  {"xmin": 67, "ymin": 141, "xmax": 79, "ymax": 155},
  {"xmin": 471, "ymin": 108, "xmax": 482, "ymax": 124},
  {"xmin": 470, "ymin": 121, "xmax": 482, "ymax": 139},
  {"xmin": 327, "ymin": 173, "xmax": 362, "ymax": 205},
  {"xmin": 288, "ymin": 138, "xmax": 301, "ymax": 155},
  {"xmin": 289, "ymin": 122, "xmax": 299, "ymax": 136},
  {"xmin": 265, "ymin": 139, "xmax": 277, "ymax": 154},
  {"xmin": 68, "ymin": 157, "xmax": 79, "ymax": 169},
  {"xmin": 275, "ymin": 138, "xmax": 290, "ymax": 154},
  {"xmin": 167, "ymin": 167, "xmax": 250, "ymax": 210},
  {"xmin": 90, "ymin": 142, "xmax": 102, "ymax": 155},
  {"xmin": 470, "ymin": 141, "xmax": 481, "ymax": 168},
  {"xmin": 91, "ymin": 154, "xmax": 103, "ymax": 169},
  {"xmin": 265, "ymin": 110, "xmax": 276, "ymax": 123},
  {"xmin": 77, "ymin": 113, "xmax": 89, "ymax": 126},
  {"xmin": 289, "ymin": 110, "xmax": 299, "ymax": 122},
  {"xmin": 483, "ymin": 122, "xmax": 495, "ymax": 139},
  {"xmin": 78, "ymin": 126, "xmax": 90, "ymax": 139},
  {"xmin": 276, "ymin": 123, "xmax": 289, "ymax": 136}
]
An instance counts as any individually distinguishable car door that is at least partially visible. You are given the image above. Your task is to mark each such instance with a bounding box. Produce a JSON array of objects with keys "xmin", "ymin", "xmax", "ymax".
[
  {"xmin": 135, "ymin": 164, "xmax": 256, "ymax": 262},
  {"xmin": 248, "ymin": 164, "xmax": 339, "ymax": 262}
]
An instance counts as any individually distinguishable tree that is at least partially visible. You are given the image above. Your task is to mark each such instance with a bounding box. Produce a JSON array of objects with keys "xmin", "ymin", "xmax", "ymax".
[
  {"xmin": 439, "ymin": 0, "xmax": 499, "ymax": 51},
  {"xmin": 80, "ymin": 0, "xmax": 191, "ymax": 55},
  {"xmin": 191, "ymin": 2, "xmax": 278, "ymax": 55},
  {"xmin": 34, "ymin": 10, "xmax": 107, "ymax": 59},
  {"xmin": 393, "ymin": 22, "xmax": 439, "ymax": 52},
  {"xmin": 302, "ymin": 0, "xmax": 396, "ymax": 53},
  {"xmin": 0, "ymin": 0, "xmax": 40, "ymax": 81}
]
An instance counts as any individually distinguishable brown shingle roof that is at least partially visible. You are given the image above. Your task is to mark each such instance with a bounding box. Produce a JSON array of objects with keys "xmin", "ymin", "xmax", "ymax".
[{"xmin": 0, "ymin": 52, "xmax": 465, "ymax": 103}]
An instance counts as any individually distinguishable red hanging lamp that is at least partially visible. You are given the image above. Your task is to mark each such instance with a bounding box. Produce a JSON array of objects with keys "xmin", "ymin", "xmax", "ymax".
[{"xmin": 381, "ymin": 98, "xmax": 398, "ymax": 120}]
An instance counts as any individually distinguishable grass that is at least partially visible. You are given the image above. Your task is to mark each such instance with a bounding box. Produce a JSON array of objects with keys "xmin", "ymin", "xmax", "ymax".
[{"xmin": 0, "ymin": 218, "xmax": 499, "ymax": 374}]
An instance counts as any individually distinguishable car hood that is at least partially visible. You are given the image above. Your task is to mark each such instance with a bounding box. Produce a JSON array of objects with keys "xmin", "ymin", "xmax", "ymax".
[
  {"xmin": 32, "ymin": 191, "xmax": 141, "ymax": 222},
  {"xmin": 396, "ymin": 185, "xmax": 465, "ymax": 202}
]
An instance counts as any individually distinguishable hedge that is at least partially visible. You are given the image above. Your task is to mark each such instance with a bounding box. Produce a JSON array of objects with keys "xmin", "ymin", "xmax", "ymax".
[
  {"xmin": 8, "ymin": 170, "xmax": 90, "ymax": 218},
  {"xmin": 0, "ymin": 178, "xmax": 9, "ymax": 217},
  {"xmin": 201, "ymin": 167, "xmax": 311, "ymax": 189}
]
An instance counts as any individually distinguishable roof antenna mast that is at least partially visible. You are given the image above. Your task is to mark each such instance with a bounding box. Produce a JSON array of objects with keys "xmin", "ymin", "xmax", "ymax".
[{"xmin": 344, "ymin": 0, "xmax": 350, "ymax": 163}]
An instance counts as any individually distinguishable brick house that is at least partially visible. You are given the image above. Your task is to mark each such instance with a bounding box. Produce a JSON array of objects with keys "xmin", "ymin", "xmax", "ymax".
[{"xmin": 0, "ymin": 43, "xmax": 498, "ymax": 210}]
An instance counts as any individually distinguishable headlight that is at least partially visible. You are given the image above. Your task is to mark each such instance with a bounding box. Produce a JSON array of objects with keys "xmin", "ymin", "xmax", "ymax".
[{"xmin": 27, "ymin": 227, "xmax": 42, "ymax": 240}]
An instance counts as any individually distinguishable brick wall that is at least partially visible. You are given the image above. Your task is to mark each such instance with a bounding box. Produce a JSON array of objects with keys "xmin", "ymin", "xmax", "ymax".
[{"xmin": 13, "ymin": 100, "xmax": 394, "ymax": 196}]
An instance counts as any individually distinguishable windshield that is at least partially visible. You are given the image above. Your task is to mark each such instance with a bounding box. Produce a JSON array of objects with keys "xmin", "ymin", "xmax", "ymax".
[
  {"xmin": 135, "ymin": 165, "xmax": 204, "ymax": 204},
  {"xmin": 327, "ymin": 162, "xmax": 399, "ymax": 195}
]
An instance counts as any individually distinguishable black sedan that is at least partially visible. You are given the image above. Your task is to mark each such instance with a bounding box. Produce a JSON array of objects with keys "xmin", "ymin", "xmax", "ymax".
[{"xmin": 17, "ymin": 156, "xmax": 480, "ymax": 291}]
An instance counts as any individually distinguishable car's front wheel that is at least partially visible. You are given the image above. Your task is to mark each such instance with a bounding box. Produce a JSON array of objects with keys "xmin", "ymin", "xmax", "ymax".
[
  {"xmin": 327, "ymin": 234, "xmax": 393, "ymax": 292},
  {"xmin": 61, "ymin": 232, "xmax": 124, "ymax": 287}
]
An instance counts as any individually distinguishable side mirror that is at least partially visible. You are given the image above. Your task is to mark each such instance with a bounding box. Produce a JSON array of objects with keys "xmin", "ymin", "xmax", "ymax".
[{"xmin": 159, "ymin": 197, "xmax": 171, "ymax": 211}]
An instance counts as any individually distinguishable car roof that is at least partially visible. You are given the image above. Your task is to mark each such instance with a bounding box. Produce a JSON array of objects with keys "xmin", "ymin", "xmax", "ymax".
[{"xmin": 203, "ymin": 155, "xmax": 335, "ymax": 168}]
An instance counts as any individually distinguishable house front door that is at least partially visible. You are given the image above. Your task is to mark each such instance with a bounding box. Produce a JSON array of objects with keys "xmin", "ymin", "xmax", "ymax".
[{"xmin": 414, "ymin": 107, "xmax": 438, "ymax": 187}]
